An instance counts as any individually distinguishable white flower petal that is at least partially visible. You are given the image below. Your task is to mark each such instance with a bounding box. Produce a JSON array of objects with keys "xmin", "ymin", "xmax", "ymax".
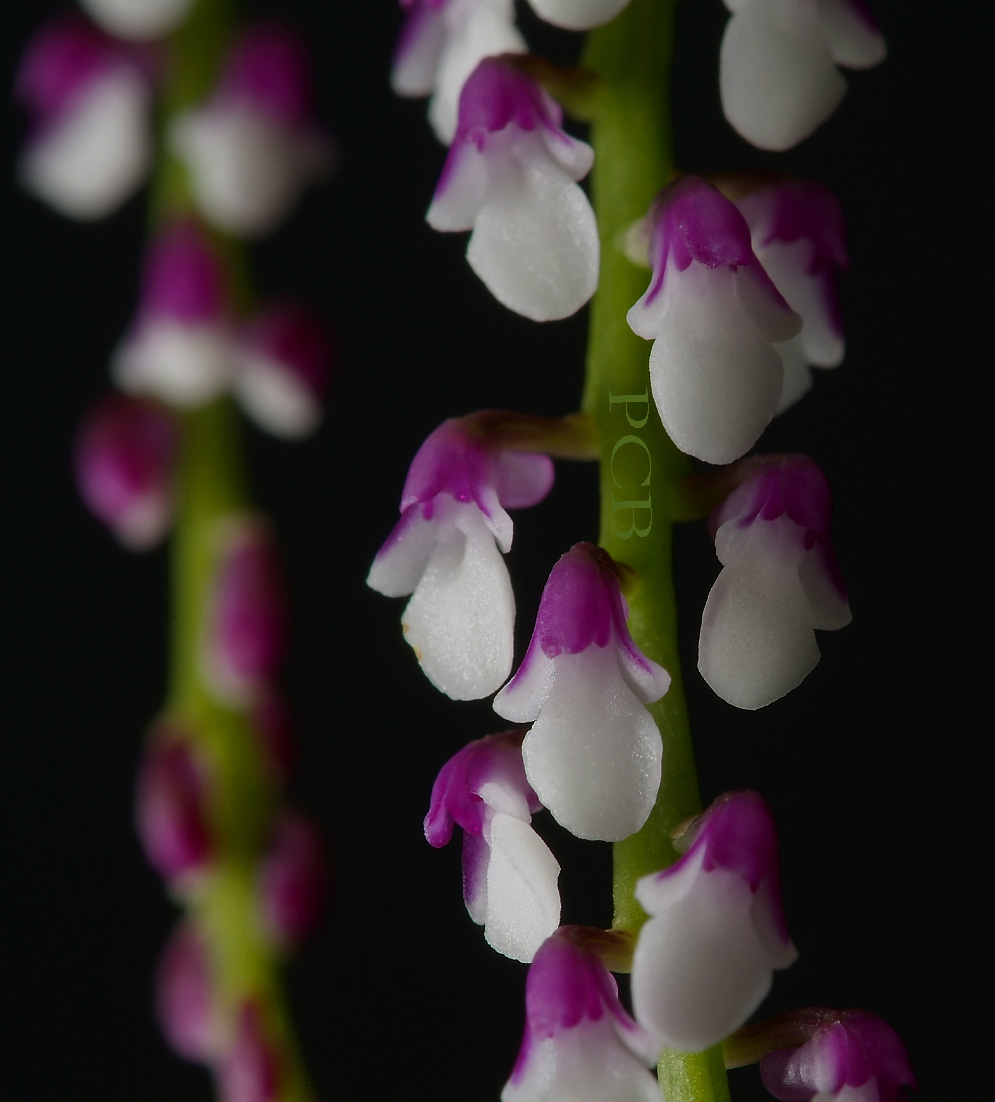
[
  {"xmin": 392, "ymin": 6, "xmax": 449, "ymax": 96},
  {"xmin": 773, "ymin": 334, "xmax": 814, "ymax": 414},
  {"xmin": 234, "ymin": 356, "xmax": 321, "ymax": 438},
  {"xmin": 467, "ymin": 153, "xmax": 599, "ymax": 322},
  {"xmin": 366, "ymin": 508, "xmax": 438, "ymax": 599},
  {"xmin": 428, "ymin": 5, "xmax": 526, "ymax": 143},
  {"xmin": 113, "ymin": 322, "xmax": 234, "ymax": 408},
  {"xmin": 493, "ymin": 647, "xmax": 555, "ymax": 723},
  {"xmin": 818, "ymin": 0, "xmax": 887, "ymax": 68},
  {"xmin": 632, "ymin": 867, "xmax": 780, "ymax": 1052},
  {"xmin": 526, "ymin": 0, "xmax": 632, "ymax": 31},
  {"xmin": 720, "ymin": 0, "xmax": 846, "ymax": 151},
  {"xmin": 758, "ymin": 239, "xmax": 844, "ymax": 368},
  {"xmin": 482, "ymin": 812, "xmax": 560, "ymax": 962},
  {"xmin": 426, "ymin": 145, "xmax": 490, "ymax": 231},
  {"xmin": 171, "ymin": 105, "xmax": 330, "ymax": 237},
  {"xmin": 80, "ymin": 0, "xmax": 195, "ymax": 39},
  {"xmin": 520, "ymin": 649, "xmax": 662, "ymax": 842},
  {"xmin": 639, "ymin": 264, "xmax": 784, "ymax": 465},
  {"xmin": 401, "ymin": 501, "xmax": 515, "ymax": 700},
  {"xmin": 698, "ymin": 551, "xmax": 820, "ymax": 711},
  {"xmin": 19, "ymin": 68, "xmax": 150, "ymax": 220}
]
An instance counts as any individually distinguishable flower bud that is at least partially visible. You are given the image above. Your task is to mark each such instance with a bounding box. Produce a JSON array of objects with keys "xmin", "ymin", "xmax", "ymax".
[
  {"xmin": 155, "ymin": 921, "xmax": 220, "ymax": 1062},
  {"xmin": 257, "ymin": 811, "xmax": 327, "ymax": 947}
]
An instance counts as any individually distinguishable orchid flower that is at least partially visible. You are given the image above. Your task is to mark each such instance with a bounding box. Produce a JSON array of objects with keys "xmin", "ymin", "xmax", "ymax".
[
  {"xmin": 15, "ymin": 16, "xmax": 152, "ymax": 220},
  {"xmin": 392, "ymin": 0, "xmax": 526, "ymax": 144},
  {"xmin": 427, "ymin": 57, "xmax": 599, "ymax": 322},
  {"xmin": 736, "ymin": 181, "xmax": 849, "ymax": 412},
  {"xmin": 112, "ymin": 220, "xmax": 235, "ymax": 408},
  {"xmin": 760, "ymin": 1010, "xmax": 916, "ymax": 1102},
  {"xmin": 367, "ymin": 413, "xmax": 554, "ymax": 701},
  {"xmin": 627, "ymin": 177, "xmax": 801, "ymax": 465},
  {"xmin": 170, "ymin": 24, "xmax": 331, "ymax": 237},
  {"xmin": 720, "ymin": 0, "xmax": 886, "ymax": 151},
  {"xmin": 698, "ymin": 455, "xmax": 851, "ymax": 710},
  {"xmin": 425, "ymin": 731, "xmax": 560, "ymax": 962},
  {"xmin": 631, "ymin": 790, "xmax": 797, "ymax": 1053},
  {"xmin": 502, "ymin": 930, "xmax": 661, "ymax": 1102},
  {"xmin": 493, "ymin": 543, "xmax": 670, "ymax": 842}
]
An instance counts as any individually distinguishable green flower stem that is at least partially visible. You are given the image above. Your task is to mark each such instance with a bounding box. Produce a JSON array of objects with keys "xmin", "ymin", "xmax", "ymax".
[
  {"xmin": 147, "ymin": 1, "xmax": 310, "ymax": 1097},
  {"xmin": 582, "ymin": 2, "xmax": 730, "ymax": 1099}
]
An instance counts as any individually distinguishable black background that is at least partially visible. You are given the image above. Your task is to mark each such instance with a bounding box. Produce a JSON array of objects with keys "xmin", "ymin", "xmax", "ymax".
[{"xmin": 2, "ymin": 1, "xmax": 986, "ymax": 1098}]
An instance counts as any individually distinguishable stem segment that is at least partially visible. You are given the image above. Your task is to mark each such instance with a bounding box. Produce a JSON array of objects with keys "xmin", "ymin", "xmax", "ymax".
[{"xmin": 582, "ymin": 3, "xmax": 730, "ymax": 1098}]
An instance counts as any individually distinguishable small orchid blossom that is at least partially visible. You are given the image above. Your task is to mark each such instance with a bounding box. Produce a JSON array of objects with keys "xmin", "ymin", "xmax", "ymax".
[
  {"xmin": 631, "ymin": 790, "xmax": 797, "ymax": 1053},
  {"xmin": 493, "ymin": 543, "xmax": 670, "ymax": 842},
  {"xmin": 79, "ymin": 0, "xmax": 195, "ymax": 41},
  {"xmin": 113, "ymin": 221, "xmax": 235, "ymax": 408},
  {"xmin": 627, "ymin": 177, "xmax": 801, "ymax": 465},
  {"xmin": 425, "ymin": 731, "xmax": 560, "ymax": 962},
  {"xmin": 367, "ymin": 414, "xmax": 554, "ymax": 701},
  {"xmin": 720, "ymin": 0, "xmax": 886, "ymax": 151},
  {"xmin": 737, "ymin": 181, "xmax": 849, "ymax": 412},
  {"xmin": 427, "ymin": 58, "xmax": 599, "ymax": 322},
  {"xmin": 502, "ymin": 930, "xmax": 661, "ymax": 1102},
  {"xmin": 170, "ymin": 25, "xmax": 331, "ymax": 237},
  {"xmin": 155, "ymin": 921, "xmax": 220, "ymax": 1063},
  {"xmin": 74, "ymin": 394, "xmax": 179, "ymax": 550},
  {"xmin": 233, "ymin": 304, "xmax": 332, "ymax": 439},
  {"xmin": 524, "ymin": 0, "xmax": 632, "ymax": 31},
  {"xmin": 760, "ymin": 1010, "xmax": 916, "ymax": 1102},
  {"xmin": 15, "ymin": 17, "xmax": 152, "ymax": 220},
  {"xmin": 392, "ymin": 0, "xmax": 526, "ymax": 144},
  {"xmin": 698, "ymin": 455, "xmax": 851, "ymax": 710}
]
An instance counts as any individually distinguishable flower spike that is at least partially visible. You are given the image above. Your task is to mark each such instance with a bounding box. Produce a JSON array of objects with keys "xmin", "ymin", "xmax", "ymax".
[
  {"xmin": 392, "ymin": 0, "xmax": 526, "ymax": 144},
  {"xmin": 736, "ymin": 181, "xmax": 849, "ymax": 412},
  {"xmin": 425, "ymin": 731, "xmax": 560, "ymax": 962},
  {"xmin": 367, "ymin": 413, "xmax": 554, "ymax": 701},
  {"xmin": 698, "ymin": 455, "xmax": 851, "ymax": 710},
  {"xmin": 720, "ymin": 0, "xmax": 886, "ymax": 151},
  {"xmin": 760, "ymin": 1009, "xmax": 916, "ymax": 1102},
  {"xmin": 631, "ymin": 790, "xmax": 797, "ymax": 1053},
  {"xmin": 502, "ymin": 930, "xmax": 661, "ymax": 1102},
  {"xmin": 627, "ymin": 177, "xmax": 801, "ymax": 465},
  {"xmin": 493, "ymin": 543, "xmax": 670, "ymax": 842},
  {"xmin": 427, "ymin": 57, "xmax": 599, "ymax": 322}
]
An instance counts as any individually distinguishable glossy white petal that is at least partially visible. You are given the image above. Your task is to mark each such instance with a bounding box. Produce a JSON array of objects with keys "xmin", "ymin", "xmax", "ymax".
[
  {"xmin": 760, "ymin": 238, "xmax": 844, "ymax": 370},
  {"xmin": 113, "ymin": 322, "xmax": 234, "ymax": 408},
  {"xmin": 80, "ymin": 0, "xmax": 195, "ymax": 39},
  {"xmin": 819, "ymin": 0, "xmax": 887, "ymax": 67},
  {"xmin": 503, "ymin": 1020, "xmax": 661, "ymax": 1102},
  {"xmin": 512, "ymin": 648, "xmax": 662, "ymax": 842},
  {"xmin": 467, "ymin": 151, "xmax": 599, "ymax": 322},
  {"xmin": 401, "ymin": 500, "xmax": 515, "ymax": 700},
  {"xmin": 630, "ymin": 264, "xmax": 786, "ymax": 465},
  {"xmin": 633, "ymin": 857, "xmax": 796, "ymax": 1052},
  {"xmin": 482, "ymin": 812, "xmax": 561, "ymax": 963},
  {"xmin": 525, "ymin": 0, "xmax": 632, "ymax": 31},
  {"xmin": 170, "ymin": 105, "xmax": 330, "ymax": 237},
  {"xmin": 233, "ymin": 356, "xmax": 321, "ymax": 439},
  {"xmin": 19, "ymin": 68, "xmax": 149, "ymax": 220},
  {"xmin": 720, "ymin": 0, "xmax": 846, "ymax": 151},
  {"xmin": 428, "ymin": 6, "xmax": 526, "ymax": 143}
]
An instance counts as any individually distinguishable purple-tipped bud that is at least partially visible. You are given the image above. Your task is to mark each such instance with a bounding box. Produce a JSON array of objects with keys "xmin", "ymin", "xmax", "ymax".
[
  {"xmin": 15, "ymin": 16, "xmax": 152, "ymax": 219},
  {"xmin": 201, "ymin": 519, "xmax": 288, "ymax": 705},
  {"xmin": 74, "ymin": 394, "xmax": 179, "ymax": 550},
  {"xmin": 113, "ymin": 221, "xmax": 235, "ymax": 408},
  {"xmin": 257, "ymin": 812, "xmax": 327, "ymax": 947},
  {"xmin": 136, "ymin": 730, "xmax": 214, "ymax": 884},
  {"xmin": 631, "ymin": 790, "xmax": 797, "ymax": 1052},
  {"xmin": 216, "ymin": 1001, "xmax": 281, "ymax": 1102},
  {"xmin": 155, "ymin": 921, "xmax": 220, "ymax": 1063},
  {"xmin": 169, "ymin": 25, "xmax": 331, "ymax": 237},
  {"xmin": 233, "ymin": 304, "xmax": 332, "ymax": 438},
  {"xmin": 760, "ymin": 1009, "xmax": 916, "ymax": 1102},
  {"xmin": 493, "ymin": 543, "xmax": 670, "ymax": 842}
]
